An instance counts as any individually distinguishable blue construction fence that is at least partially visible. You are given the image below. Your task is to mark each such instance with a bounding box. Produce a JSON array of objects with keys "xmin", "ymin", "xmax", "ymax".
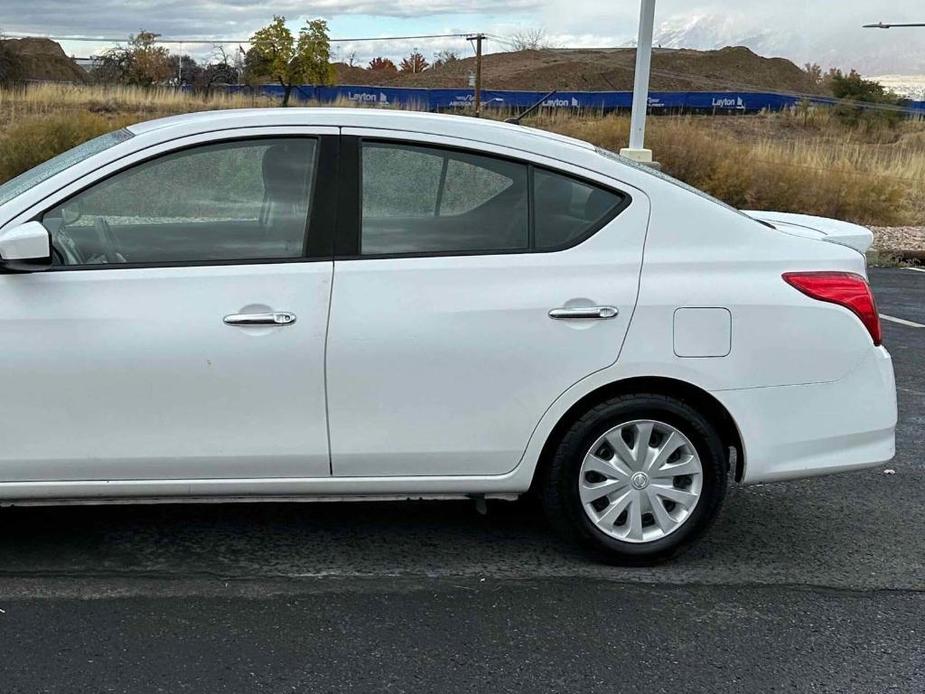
[{"xmin": 224, "ymin": 84, "xmax": 925, "ymax": 115}]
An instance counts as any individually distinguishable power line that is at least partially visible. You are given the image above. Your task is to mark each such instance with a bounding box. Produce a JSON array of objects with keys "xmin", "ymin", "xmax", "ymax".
[
  {"xmin": 329, "ymin": 33, "xmax": 476, "ymax": 43},
  {"xmin": 0, "ymin": 31, "xmax": 479, "ymax": 45}
]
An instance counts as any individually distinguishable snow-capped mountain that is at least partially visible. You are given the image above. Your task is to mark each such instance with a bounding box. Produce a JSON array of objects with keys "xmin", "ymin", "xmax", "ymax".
[
  {"xmin": 653, "ymin": 13, "xmax": 774, "ymax": 53},
  {"xmin": 868, "ymin": 75, "xmax": 925, "ymax": 100},
  {"xmin": 646, "ymin": 11, "xmax": 925, "ymax": 77}
]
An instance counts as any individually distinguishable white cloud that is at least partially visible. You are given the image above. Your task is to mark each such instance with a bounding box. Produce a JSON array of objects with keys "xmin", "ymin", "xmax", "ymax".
[
  {"xmin": 2, "ymin": 0, "xmax": 536, "ymax": 36},
  {"xmin": 3, "ymin": 0, "xmax": 925, "ymax": 72}
]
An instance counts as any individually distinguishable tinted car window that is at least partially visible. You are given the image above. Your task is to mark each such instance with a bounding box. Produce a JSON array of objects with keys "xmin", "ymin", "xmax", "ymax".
[
  {"xmin": 361, "ymin": 145, "xmax": 443, "ymax": 218},
  {"xmin": 42, "ymin": 138, "xmax": 317, "ymax": 266},
  {"xmin": 361, "ymin": 142, "xmax": 528, "ymax": 255},
  {"xmin": 533, "ymin": 168, "xmax": 624, "ymax": 249},
  {"xmin": 0, "ymin": 129, "xmax": 133, "ymax": 208},
  {"xmin": 438, "ymin": 158, "xmax": 516, "ymax": 216}
]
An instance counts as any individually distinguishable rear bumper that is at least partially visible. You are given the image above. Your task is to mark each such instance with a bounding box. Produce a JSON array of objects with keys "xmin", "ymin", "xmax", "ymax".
[{"xmin": 714, "ymin": 347, "xmax": 897, "ymax": 484}]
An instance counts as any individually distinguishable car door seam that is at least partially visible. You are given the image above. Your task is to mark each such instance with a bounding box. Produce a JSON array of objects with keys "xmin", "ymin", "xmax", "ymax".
[
  {"xmin": 323, "ymin": 128, "xmax": 342, "ymax": 476},
  {"xmin": 510, "ymin": 192, "xmax": 653, "ymax": 474},
  {"xmin": 323, "ymin": 260, "xmax": 336, "ymax": 476}
]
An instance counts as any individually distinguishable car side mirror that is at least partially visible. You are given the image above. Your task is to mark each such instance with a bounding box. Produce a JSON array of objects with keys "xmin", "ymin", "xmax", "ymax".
[{"xmin": 0, "ymin": 221, "xmax": 52, "ymax": 273}]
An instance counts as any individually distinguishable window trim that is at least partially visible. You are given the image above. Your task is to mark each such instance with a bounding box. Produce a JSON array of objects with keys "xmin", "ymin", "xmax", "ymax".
[
  {"xmin": 339, "ymin": 136, "xmax": 632, "ymax": 260},
  {"xmin": 34, "ymin": 133, "xmax": 335, "ymax": 272}
]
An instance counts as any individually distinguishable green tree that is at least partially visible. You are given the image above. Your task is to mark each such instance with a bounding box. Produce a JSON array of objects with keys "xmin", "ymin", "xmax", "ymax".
[
  {"xmin": 247, "ymin": 16, "xmax": 335, "ymax": 106},
  {"xmin": 829, "ymin": 68, "xmax": 902, "ymax": 129},
  {"xmin": 830, "ymin": 69, "xmax": 890, "ymax": 101}
]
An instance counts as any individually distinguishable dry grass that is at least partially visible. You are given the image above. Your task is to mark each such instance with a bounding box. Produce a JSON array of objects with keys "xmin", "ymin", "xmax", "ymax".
[
  {"xmin": 1, "ymin": 83, "xmax": 924, "ymax": 226},
  {"xmin": 0, "ymin": 84, "xmax": 275, "ymax": 181},
  {"xmin": 538, "ymin": 112, "xmax": 925, "ymax": 225},
  {"xmin": 0, "ymin": 112, "xmax": 134, "ymax": 182},
  {"xmin": 0, "ymin": 82, "xmax": 271, "ymax": 117}
]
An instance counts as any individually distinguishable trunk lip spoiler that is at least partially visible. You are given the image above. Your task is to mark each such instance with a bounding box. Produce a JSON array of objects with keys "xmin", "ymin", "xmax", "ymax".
[{"xmin": 741, "ymin": 210, "xmax": 873, "ymax": 255}]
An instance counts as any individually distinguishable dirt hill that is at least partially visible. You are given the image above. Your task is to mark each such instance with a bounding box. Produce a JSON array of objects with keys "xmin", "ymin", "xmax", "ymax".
[
  {"xmin": 0, "ymin": 38, "xmax": 86, "ymax": 83},
  {"xmin": 335, "ymin": 46, "xmax": 826, "ymax": 95}
]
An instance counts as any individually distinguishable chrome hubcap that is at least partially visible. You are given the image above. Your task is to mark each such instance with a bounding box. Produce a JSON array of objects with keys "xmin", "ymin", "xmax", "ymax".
[
  {"xmin": 578, "ymin": 419, "xmax": 703, "ymax": 544},
  {"xmin": 631, "ymin": 471, "xmax": 649, "ymax": 490}
]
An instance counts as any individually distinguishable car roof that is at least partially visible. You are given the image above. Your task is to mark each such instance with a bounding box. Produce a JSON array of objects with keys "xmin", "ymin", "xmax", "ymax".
[{"xmin": 127, "ymin": 108, "xmax": 597, "ymax": 157}]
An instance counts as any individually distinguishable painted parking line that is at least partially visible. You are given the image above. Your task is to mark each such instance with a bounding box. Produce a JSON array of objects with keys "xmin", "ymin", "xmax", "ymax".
[
  {"xmin": 880, "ymin": 313, "xmax": 925, "ymax": 328},
  {"xmin": 903, "ymin": 266, "xmax": 925, "ymax": 273}
]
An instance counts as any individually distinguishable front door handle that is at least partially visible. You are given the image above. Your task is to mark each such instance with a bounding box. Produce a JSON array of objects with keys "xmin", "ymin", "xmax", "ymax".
[
  {"xmin": 223, "ymin": 312, "xmax": 297, "ymax": 326},
  {"xmin": 548, "ymin": 306, "xmax": 619, "ymax": 320}
]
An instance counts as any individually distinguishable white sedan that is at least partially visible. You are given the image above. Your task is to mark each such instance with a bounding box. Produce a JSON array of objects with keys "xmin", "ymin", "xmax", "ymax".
[{"xmin": 0, "ymin": 109, "xmax": 896, "ymax": 563}]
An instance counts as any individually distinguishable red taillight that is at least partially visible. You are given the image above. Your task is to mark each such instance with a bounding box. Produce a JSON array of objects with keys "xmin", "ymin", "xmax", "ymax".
[{"xmin": 782, "ymin": 272, "xmax": 881, "ymax": 346}]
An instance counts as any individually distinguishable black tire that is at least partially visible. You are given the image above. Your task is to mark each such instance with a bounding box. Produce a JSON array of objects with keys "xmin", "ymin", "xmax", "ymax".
[{"xmin": 541, "ymin": 392, "xmax": 727, "ymax": 565}]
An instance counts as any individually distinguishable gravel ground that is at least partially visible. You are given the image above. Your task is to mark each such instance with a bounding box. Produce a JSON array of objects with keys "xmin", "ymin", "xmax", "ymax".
[{"xmin": 870, "ymin": 226, "xmax": 925, "ymax": 252}]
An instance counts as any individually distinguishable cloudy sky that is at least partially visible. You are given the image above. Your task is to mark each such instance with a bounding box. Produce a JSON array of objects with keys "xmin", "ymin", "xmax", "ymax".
[{"xmin": 2, "ymin": 0, "xmax": 925, "ymax": 75}]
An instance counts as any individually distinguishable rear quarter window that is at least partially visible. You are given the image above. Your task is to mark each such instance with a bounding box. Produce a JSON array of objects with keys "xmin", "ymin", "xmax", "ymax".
[{"xmin": 533, "ymin": 168, "xmax": 626, "ymax": 250}]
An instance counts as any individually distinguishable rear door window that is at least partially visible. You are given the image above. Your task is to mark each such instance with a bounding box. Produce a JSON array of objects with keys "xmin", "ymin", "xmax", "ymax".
[
  {"xmin": 360, "ymin": 142, "xmax": 529, "ymax": 255},
  {"xmin": 358, "ymin": 140, "xmax": 628, "ymax": 257}
]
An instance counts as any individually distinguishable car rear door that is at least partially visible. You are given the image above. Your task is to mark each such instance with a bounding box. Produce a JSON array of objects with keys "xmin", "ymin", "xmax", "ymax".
[
  {"xmin": 0, "ymin": 128, "xmax": 338, "ymax": 483},
  {"xmin": 326, "ymin": 131, "xmax": 650, "ymax": 477}
]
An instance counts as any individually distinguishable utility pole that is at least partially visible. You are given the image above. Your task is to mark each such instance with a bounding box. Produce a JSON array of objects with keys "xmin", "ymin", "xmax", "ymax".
[
  {"xmin": 863, "ymin": 21, "xmax": 925, "ymax": 28},
  {"xmin": 176, "ymin": 41, "xmax": 184, "ymax": 86},
  {"xmin": 862, "ymin": 21, "xmax": 925, "ymax": 101},
  {"xmin": 620, "ymin": 0, "xmax": 657, "ymax": 163},
  {"xmin": 467, "ymin": 33, "xmax": 486, "ymax": 117}
]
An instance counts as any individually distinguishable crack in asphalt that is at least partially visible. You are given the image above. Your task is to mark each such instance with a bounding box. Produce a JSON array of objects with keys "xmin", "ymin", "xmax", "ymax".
[{"xmin": 0, "ymin": 572, "xmax": 922, "ymax": 601}]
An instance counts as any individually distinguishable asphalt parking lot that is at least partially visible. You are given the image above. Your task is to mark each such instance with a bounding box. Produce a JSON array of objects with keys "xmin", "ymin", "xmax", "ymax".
[{"xmin": 0, "ymin": 268, "xmax": 921, "ymax": 693}]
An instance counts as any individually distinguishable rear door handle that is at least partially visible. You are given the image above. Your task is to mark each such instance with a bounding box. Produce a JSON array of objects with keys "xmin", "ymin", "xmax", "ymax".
[
  {"xmin": 223, "ymin": 312, "xmax": 297, "ymax": 326},
  {"xmin": 548, "ymin": 306, "xmax": 619, "ymax": 320}
]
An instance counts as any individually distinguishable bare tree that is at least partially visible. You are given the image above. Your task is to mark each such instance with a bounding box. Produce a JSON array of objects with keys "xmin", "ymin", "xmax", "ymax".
[
  {"xmin": 509, "ymin": 27, "xmax": 554, "ymax": 51},
  {"xmin": 210, "ymin": 44, "xmax": 233, "ymax": 70},
  {"xmin": 198, "ymin": 44, "xmax": 240, "ymax": 90},
  {"xmin": 432, "ymin": 50, "xmax": 459, "ymax": 70}
]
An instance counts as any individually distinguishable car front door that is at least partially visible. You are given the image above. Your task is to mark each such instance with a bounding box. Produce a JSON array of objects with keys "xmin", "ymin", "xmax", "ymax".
[
  {"xmin": 0, "ymin": 130, "xmax": 338, "ymax": 482},
  {"xmin": 326, "ymin": 132, "xmax": 650, "ymax": 477}
]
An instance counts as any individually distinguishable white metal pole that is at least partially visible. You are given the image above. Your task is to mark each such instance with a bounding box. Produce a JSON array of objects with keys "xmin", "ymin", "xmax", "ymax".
[{"xmin": 621, "ymin": 0, "xmax": 656, "ymax": 162}]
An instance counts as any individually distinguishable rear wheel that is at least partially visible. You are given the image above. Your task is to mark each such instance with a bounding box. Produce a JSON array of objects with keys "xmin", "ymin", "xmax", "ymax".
[{"xmin": 541, "ymin": 393, "xmax": 727, "ymax": 564}]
